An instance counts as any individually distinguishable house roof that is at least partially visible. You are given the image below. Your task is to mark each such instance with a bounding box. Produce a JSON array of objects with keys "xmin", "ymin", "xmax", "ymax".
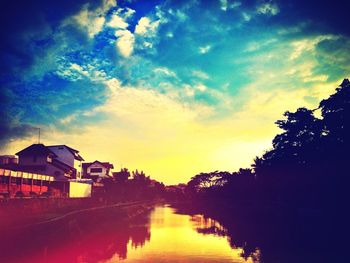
[
  {"xmin": 16, "ymin": 144, "xmax": 57, "ymax": 157},
  {"xmin": 82, "ymin": 161, "xmax": 114, "ymax": 170},
  {"xmin": 47, "ymin": 145, "xmax": 84, "ymax": 161}
]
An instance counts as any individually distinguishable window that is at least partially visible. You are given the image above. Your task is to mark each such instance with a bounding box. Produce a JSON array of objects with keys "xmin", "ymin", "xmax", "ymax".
[
  {"xmin": 54, "ymin": 171, "xmax": 61, "ymax": 176},
  {"xmin": 90, "ymin": 168, "xmax": 102, "ymax": 173},
  {"xmin": 33, "ymin": 156, "xmax": 37, "ymax": 163}
]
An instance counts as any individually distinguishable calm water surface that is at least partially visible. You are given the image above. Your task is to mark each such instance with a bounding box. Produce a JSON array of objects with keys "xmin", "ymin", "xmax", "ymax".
[
  {"xmin": 0, "ymin": 204, "xmax": 259, "ymax": 263},
  {"xmin": 114, "ymin": 205, "xmax": 257, "ymax": 263}
]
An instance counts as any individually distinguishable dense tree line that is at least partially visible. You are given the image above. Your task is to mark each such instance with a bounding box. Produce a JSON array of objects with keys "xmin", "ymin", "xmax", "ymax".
[
  {"xmin": 98, "ymin": 168, "xmax": 165, "ymax": 203},
  {"xmin": 184, "ymin": 79, "xmax": 350, "ymax": 210},
  {"xmin": 171, "ymin": 79, "xmax": 350, "ymax": 262}
]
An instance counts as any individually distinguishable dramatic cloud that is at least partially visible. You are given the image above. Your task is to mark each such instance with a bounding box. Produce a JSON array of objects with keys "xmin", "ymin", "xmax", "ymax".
[
  {"xmin": 1, "ymin": 0, "xmax": 350, "ymax": 183},
  {"xmin": 108, "ymin": 14, "xmax": 129, "ymax": 29},
  {"xmin": 115, "ymin": 29, "xmax": 135, "ymax": 57}
]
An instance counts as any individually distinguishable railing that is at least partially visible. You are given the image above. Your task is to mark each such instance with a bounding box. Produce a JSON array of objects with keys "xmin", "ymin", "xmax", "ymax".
[
  {"xmin": 0, "ymin": 168, "xmax": 58, "ymax": 198},
  {"xmin": 0, "ymin": 168, "xmax": 55, "ymax": 182}
]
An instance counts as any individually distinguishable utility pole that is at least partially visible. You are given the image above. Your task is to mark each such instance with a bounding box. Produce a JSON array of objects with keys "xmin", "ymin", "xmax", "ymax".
[{"xmin": 37, "ymin": 127, "xmax": 41, "ymax": 144}]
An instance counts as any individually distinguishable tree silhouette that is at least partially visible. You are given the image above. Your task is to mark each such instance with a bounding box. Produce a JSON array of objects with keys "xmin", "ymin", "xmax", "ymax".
[{"xmin": 113, "ymin": 168, "xmax": 130, "ymax": 183}]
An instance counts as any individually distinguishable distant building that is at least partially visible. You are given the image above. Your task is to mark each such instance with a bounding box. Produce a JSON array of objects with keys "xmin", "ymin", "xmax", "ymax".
[
  {"xmin": 82, "ymin": 161, "xmax": 114, "ymax": 182},
  {"xmin": 15, "ymin": 144, "xmax": 84, "ymax": 181}
]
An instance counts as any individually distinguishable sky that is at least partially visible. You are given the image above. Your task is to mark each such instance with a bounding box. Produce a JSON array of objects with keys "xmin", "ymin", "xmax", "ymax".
[{"xmin": 1, "ymin": 0, "xmax": 350, "ymax": 184}]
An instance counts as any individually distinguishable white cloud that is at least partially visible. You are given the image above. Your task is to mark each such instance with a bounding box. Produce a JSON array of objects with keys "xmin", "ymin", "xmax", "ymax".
[
  {"xmin": 168, "ymin": 8, "xmax": 188, "ymax": 22},
  {"xmin": 70, "ymin": 63, "xmax": 89, "ymax": 76},
  {"xmin": 108, "ymin": 14, "xmax": 129, "ymax": 29},
  {"xmin": 166, "ymin": 32, "xmax": 174, "ymax": 38},
  {"xmin": 199, "ymin": 45, "xmax": 211, "ymax": 54},
  {"xmin": 115, "ymin": 30, "xmax": 135, "ymax": 57},
  {"xmin": 107, "ymin": 7, "xmax": 136, "ymax": 29},
  {"xmin": 242, "ymin": 12, "xmax": 251, "ymax": 22},
  {"xmin": 192, "ymin": 70, "xmax": 210, "ymax": 79},
  {"xmin": 56, "ymin": 61, "xmax": 109, "ymax": 82},
  {"xmin": 121, "ymin": 7, "xmax": 136, "ymax": 19},
  {"xmin": 220, "ymin": 0, "xmax": 241, "ymax": 11},
  {"xmin": 183, "ymin": 84, "xmax": 195, "ymax": 97},
  {"xmin": 289, "ymin": 35, "xmax": 335, "ymax": 60},
  {"xmin": 195, "ymin": 83, "xmax": 207, "ymax": 92},
  {"xmin": 244, "ymin": 38, "xmax": 277, "ymax": 52},
  {"xmin": 70, "ymin": 0, "xmax": 117, "ymax": 38},
  {"xmin": 231, "ymin": 2, "xmax": 242, "ymax": 9},
  {"xmin": 257, "ymin": 2, "xmax": 280, "ymax": 16},
  {"xmin": 60, "ymin": 113, "xmax": 78, "ymax": 125},
  {"xmin": 220, "ymin": 0, "xmax": 228, "ymax": 11},
  {"xmin": 154, "ymin": 67, "xmax": 178, "ymax": 78},
  {"xmin": 135, "ymin": 17, "xmax": 160, "ymax": 36}
]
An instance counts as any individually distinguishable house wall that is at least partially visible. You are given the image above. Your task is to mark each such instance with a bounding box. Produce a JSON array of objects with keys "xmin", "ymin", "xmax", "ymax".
[
  {"xmin": 48, "ymin": 146, "xmax": 74, "ymax": 167},
  {"xmin": 68, "ymin": 182, "xmax": 91, "ymax": 198},
  {"xmin": 45, "ymin": 163, "xmax": 69, "ymax": 181},
  {"xmin": 0, "ymin": 155, "xmax": 18, "ymax": 164},
  {"xmin": 87, "ymin": 163, "xmax": 109, "ymax": 178},
  {"xmin": 18, "ymin": 155, "xmax": 49, "ymax": 166},
  {"xmin": 48, "ymin": 146, "xmax": 82, "ymax": 178},
  {"xmin": 74, "ymin": 159, "xmax": 82, "ymax": 179},
  {"xmin": 17, "ymin": 155, "xmax": 67, "ymax": 180}
]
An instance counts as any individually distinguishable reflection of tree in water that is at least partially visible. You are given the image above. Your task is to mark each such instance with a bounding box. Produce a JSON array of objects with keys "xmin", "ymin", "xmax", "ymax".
[
  {"xmin": 191, "ymin": 214, "xmax": 261, "ymax": 263},
  {"xmin": 129, "ymin": 225, "xmax": 151, "ymax": 249},
  {"xmin": 191, "ymin": 215, "xmax": 228, "ymax": 237},
  {"xmin": 0, "ymin": 208, "xmax": 153, "ymax": 263}
]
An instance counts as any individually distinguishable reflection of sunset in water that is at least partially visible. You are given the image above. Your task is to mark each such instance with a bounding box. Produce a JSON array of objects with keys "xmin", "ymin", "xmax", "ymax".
[
  {"xmin": 115, "ymin": 205, "xmax": 258, "ymax": 263},
  {"xmin": 0, "ymin": 205, "xmax": 259, "ymax": 263}
]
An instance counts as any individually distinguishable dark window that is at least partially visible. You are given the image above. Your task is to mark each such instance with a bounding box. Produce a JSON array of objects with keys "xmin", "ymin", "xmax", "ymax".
[
  {"xmin": 33, "ymin": 156, "xmax": 37, "ymax": 163},
  {"xmin": 54, "ymin": 171, "xmax": 61, "ymax": 176},
  {"xmin": 23, "ymin": 178, "xmax": 30, "ymax": 184},
  {"xmin": 90, "ymin": 168, "xmax": 103, "ymax": 173},
  {"xmin": 0, "ymin": 176, "xmax": 9, "ymax": 184}
]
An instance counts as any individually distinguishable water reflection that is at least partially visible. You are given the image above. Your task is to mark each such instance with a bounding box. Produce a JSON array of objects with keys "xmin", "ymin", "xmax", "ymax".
[
  {"xmin": 0, "ymin": 205, "xmax": 258, "ymax": 263},
  {"xmin": 189, "ymin": 212, "xmax": 260, "ymax": 263},
  {"xmin": 0, "ymin": 207, "xmax": 152, "ymax": 263},
  {"xmin": 118, "ymin": 205, "xmax": 258, "ymax": 262},
  {"xmin": 191, "ymin": 214, "xmax": 228, "ymax": 237}
]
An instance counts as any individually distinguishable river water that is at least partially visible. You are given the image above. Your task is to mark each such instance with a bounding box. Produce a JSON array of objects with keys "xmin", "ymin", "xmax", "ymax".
[
  {"xmin": 0, "ymin": 204, "xmax": 259, "ymax": 263},
  {"xmin": 114, "ymin": 205, "xmax": 258, "ymax": 263}
]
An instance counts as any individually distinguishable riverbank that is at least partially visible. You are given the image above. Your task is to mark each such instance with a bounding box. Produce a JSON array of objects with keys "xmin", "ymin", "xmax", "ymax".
[{"xmin": 0, "ymin": 198, "xmax": 161, "ymax": 229}]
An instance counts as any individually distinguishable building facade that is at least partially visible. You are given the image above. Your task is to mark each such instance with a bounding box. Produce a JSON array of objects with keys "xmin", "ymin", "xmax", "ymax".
[
  {"xmin": 82, "ymin": 161, "xmax": 114, "ymax": 182},
  {"xmin": 15, "ymin": 144, "xmax": 84, "ymax": 181}
]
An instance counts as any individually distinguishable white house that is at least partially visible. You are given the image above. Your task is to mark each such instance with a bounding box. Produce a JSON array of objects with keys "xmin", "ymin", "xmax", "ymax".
[{"xmin": 82, "ymin": 161, "xmax": 114, "ymax": 182}]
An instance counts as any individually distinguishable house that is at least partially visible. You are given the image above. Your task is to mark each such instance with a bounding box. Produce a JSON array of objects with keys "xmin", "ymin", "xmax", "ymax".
[
  {"xmin": 47, "ymin": 145, "xmax": 84, "ymax": 179},
  {"xmin": 15, "ymin": 144, "xmax": 84, "ymax": 181},
  {"xmin": 82, "ymin": 161, "xmax": 114, "ymax": 182}
]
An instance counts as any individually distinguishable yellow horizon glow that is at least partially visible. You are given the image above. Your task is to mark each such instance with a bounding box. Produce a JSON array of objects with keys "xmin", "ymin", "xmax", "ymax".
[{"xmin": 2, "ymin": 78, "xmax": 341, "ymax": 185}]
